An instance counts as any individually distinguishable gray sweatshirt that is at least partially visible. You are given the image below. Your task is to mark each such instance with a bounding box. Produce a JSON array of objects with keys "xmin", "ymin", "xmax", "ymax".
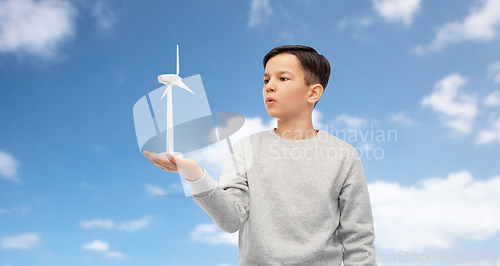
[{"xmin": 187, "ymin": 128, "xmax": 377, "ymax": 266}]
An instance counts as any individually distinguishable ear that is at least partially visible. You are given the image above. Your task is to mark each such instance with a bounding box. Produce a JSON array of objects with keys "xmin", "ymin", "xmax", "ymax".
[{"xmin": 307, "ymin": 83, "xmax": 324, "ymax": 105}]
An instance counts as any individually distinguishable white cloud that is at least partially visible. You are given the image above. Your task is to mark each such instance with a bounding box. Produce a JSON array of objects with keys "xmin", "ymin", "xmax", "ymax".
[
  {"xmin": 80, "ymin": 216, "xmax": 149, "ymax": 231},
  {"xmin": 488, "ymin": 62, "xmax": 500, "ymax": 83},
  {"xmin": 484, "ymin": 90, "xmax": 500, "ymax": 107},
  {"xmin": 92, "ymin": 0, "xmax": 116, "ymax": 32},
  {"xmin": 412, "ymin": 0, "xmax": 500, "ymax": 54},
  {"xmin": 248, "ymin": 0, "xmax": 272, "ymax": 27},
  {"xmin": 82, "ymin": 240, "xmax": 125, "ymax": 259},
  {"xmin": 187, "ymin": 140, "xmax": 228, "ymax": 176},
  {"xmin": 0, "ymin": 0, "xmax": 77, "ymax": 59},
  {"xmin": 372, "ymin": 0, "xmax": 422, "ymax": 27},
  {"xmin": 279, "ymin": 31, "xmax": 295, "ymax": 42},
  {"xmin": 422, "ymin": 73, "xmax": 478, "ymax": 134},
  {"xmin": 82, "ymin": 240, "xmax": 109, "ymax": 251},
  {"xmin": 387, "ymin": 111, "xmax": 415, "ymax": 126},
  {"xmin": 80, "ymin": 219, "xmax": 115, "ymax": 229},
  {"xmin": 145, "ymin": 184, "xmax": 166, "ymax": 197},
  {"xmin": 338, "ymin": 15, "xmax": 373, "ymax": 29},
  {"xmin": 189, "ymin": 224, "xmax": 238, "ymax": 245},
  {"xmin": 91, "ymin": 144, "xmax": 106, "ymax": 151},
  {"xmin": 476, "ymin": 88, "xmax": 500, "ymax": 144},
  {"xmin": 0, "ymin": 206, "xmax": 31, "ymax": 215},
  {"xmin": 80, "ymin": 181, "xmax": 96, "ymax": 189},
  {"xmin": 145, "ymin": 183, "xmax": 184, "ymax": 197},
  {"xmin": 0, "ymin": 151, "xmax": 21, "ymax": 183},
  {"xmin": 104, "ymin": 251, "xmax": 125, "ymax": 259},
  {"xmin": 334, "ymin": 113, "xmax": 368, "ymax": 130},
  {"xmin": 11, "ymin": 206, "xmax": 31, "ymax": 214},
  {"xmin": 369, "ymin": 170, "xmax": 500, "ymax": 252},
  {"xmin": 116, "ymin": 217, "xmax": 149, "ymax": 231},
  {"xmin": 476, "ymin": 116, "xmax": 500, "ymax": 144},
  {"xmin": 1, "ymin": 233, "xmax": 40, "ymax": 249}
]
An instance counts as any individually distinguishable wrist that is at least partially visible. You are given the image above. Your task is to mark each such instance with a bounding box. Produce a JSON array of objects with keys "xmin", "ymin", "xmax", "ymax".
[{"xmin": 186, "ymin": 166, "xmax": 205, "ymax": 181}]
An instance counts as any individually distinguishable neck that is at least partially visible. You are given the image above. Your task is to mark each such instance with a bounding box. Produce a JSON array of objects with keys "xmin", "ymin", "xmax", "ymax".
[{"xmin": 274, "ymin": 115, "xmax": 317, "ymax": 140}]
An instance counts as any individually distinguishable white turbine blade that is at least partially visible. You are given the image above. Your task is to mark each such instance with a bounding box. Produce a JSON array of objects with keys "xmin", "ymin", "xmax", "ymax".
[
  {"xmin": 177, "ymin": 81, "xmax": 195, "ymax": 94},
  {"xmin": 176, "ymin": 44, "xmax": 179, "ymax": 76},
  {"xmin": 161, "ymin": 85, "xmax": 171, "ymax": 99},
  {"xmin": 160, "ymin": 88, "xmax": 168, "ymax": 99}
]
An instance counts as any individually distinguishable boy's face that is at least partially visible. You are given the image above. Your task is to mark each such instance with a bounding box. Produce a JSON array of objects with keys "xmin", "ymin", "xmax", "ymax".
[{"xmin": 263, "ymin": 53, "xmax": 313, "ymax": 120}]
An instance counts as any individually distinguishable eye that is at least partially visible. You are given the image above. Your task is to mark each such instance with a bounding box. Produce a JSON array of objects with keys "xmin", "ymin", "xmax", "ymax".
[
  {"xmin": 264, "ymin": 79, "xmax": 269, "ymax": 84},
  {"xmin": 280, "ymin": 77, "xmax": 289, "ymax": 81}
]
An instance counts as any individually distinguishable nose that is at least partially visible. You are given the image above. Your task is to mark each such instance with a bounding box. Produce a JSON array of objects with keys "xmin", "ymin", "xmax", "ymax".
[{"xmin": 265, "ymin": 82, "xmax": 275, "ymax": 93}]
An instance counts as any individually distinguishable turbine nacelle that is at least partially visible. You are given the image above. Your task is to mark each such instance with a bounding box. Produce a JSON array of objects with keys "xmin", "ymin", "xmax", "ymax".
[
  {"xmin": 158, "ymin": 74, "xmax": 182, "ymax": 84},
  {"xmin": 157, "ymin": 45, "xmax": 195, "ymax": 99}
]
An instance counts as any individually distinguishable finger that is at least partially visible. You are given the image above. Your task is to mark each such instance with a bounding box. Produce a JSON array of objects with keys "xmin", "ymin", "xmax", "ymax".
[
  {"xmin": 150, "ymin": 159, "xmax": 165, "ymax": 168},
  {"xmin": 159, "ymin": 163, "xmax": 173, "ymax": 171},
  {"xmin": 150, "ymin": 159, "xmax": 175, "ymax": 171},
  {"xmin": 151, "ymin": 160, "xmax": 167, "ymax": 171},
  {"xmin": 155, "ymin": 157, "xmax": 176, "ymax": 166},
  {"xmin": 165, "ymin": 154, "xmax": 177, "ymax": 164},
  {"xmin": 149, "ymin": 159, "xmax": 166, "ymax": 169}
]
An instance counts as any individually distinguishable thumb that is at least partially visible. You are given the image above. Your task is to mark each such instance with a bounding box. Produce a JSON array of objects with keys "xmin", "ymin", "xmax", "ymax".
[{"xmin": 166, "ymin": 153, "xmax": 177, "ymax": 163}]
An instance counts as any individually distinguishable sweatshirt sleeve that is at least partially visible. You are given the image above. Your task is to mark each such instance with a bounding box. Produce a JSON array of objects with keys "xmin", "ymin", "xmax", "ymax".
[
  {"xmin": 186, "ymin": 139, "xmax": 250, "ymax": 234},
  {"xmin": 337, "ymin": 157, "xmax": 377, "ymax": 266}
]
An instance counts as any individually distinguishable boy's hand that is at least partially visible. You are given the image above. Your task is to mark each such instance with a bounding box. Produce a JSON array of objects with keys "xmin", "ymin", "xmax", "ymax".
[{"xmin": 143, "ymin": 150, "xmax": 205, "ymax": 181}]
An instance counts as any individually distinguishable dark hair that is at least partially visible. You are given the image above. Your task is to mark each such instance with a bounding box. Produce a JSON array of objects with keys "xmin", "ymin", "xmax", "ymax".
[{"xmin": 263, "ymin": 45, "xmax": 330, "ymax": 108}]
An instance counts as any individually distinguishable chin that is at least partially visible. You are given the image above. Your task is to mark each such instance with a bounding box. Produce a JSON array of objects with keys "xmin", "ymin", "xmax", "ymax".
[
  {"xmin": 266, "ymin": 111, "xmax": 276, "ymax": 118},
  {"xmin": 266, "ymin": 110, "xmax": 280, "ymax": 119}
]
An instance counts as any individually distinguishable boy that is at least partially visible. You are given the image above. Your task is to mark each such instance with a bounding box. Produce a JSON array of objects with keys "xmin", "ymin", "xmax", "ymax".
[{"xmin": 144, "ymin": 45, "xmax": 377, "ymax": 266}]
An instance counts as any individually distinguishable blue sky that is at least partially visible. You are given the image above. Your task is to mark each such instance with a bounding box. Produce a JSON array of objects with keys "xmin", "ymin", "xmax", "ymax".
[{"xmin": 1, "ymin": 0, "xmax": 500, "ymax": 265}]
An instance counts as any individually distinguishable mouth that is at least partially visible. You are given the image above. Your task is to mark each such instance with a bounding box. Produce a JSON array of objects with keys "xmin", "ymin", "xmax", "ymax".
[{"xmin": 266, "ymin": 99, "xmax": 276, "ymax": 106}]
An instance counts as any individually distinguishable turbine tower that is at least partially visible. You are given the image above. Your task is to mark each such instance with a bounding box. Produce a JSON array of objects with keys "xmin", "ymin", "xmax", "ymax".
[{"xmin": 158, "ymin": 44, "xmax": 195, "ymax": 155}]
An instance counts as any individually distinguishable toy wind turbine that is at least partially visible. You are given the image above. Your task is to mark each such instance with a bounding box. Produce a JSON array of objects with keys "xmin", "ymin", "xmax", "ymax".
[{"xmin": 157, "ymin": 44, "xmax": 195, "ymax": 158}]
